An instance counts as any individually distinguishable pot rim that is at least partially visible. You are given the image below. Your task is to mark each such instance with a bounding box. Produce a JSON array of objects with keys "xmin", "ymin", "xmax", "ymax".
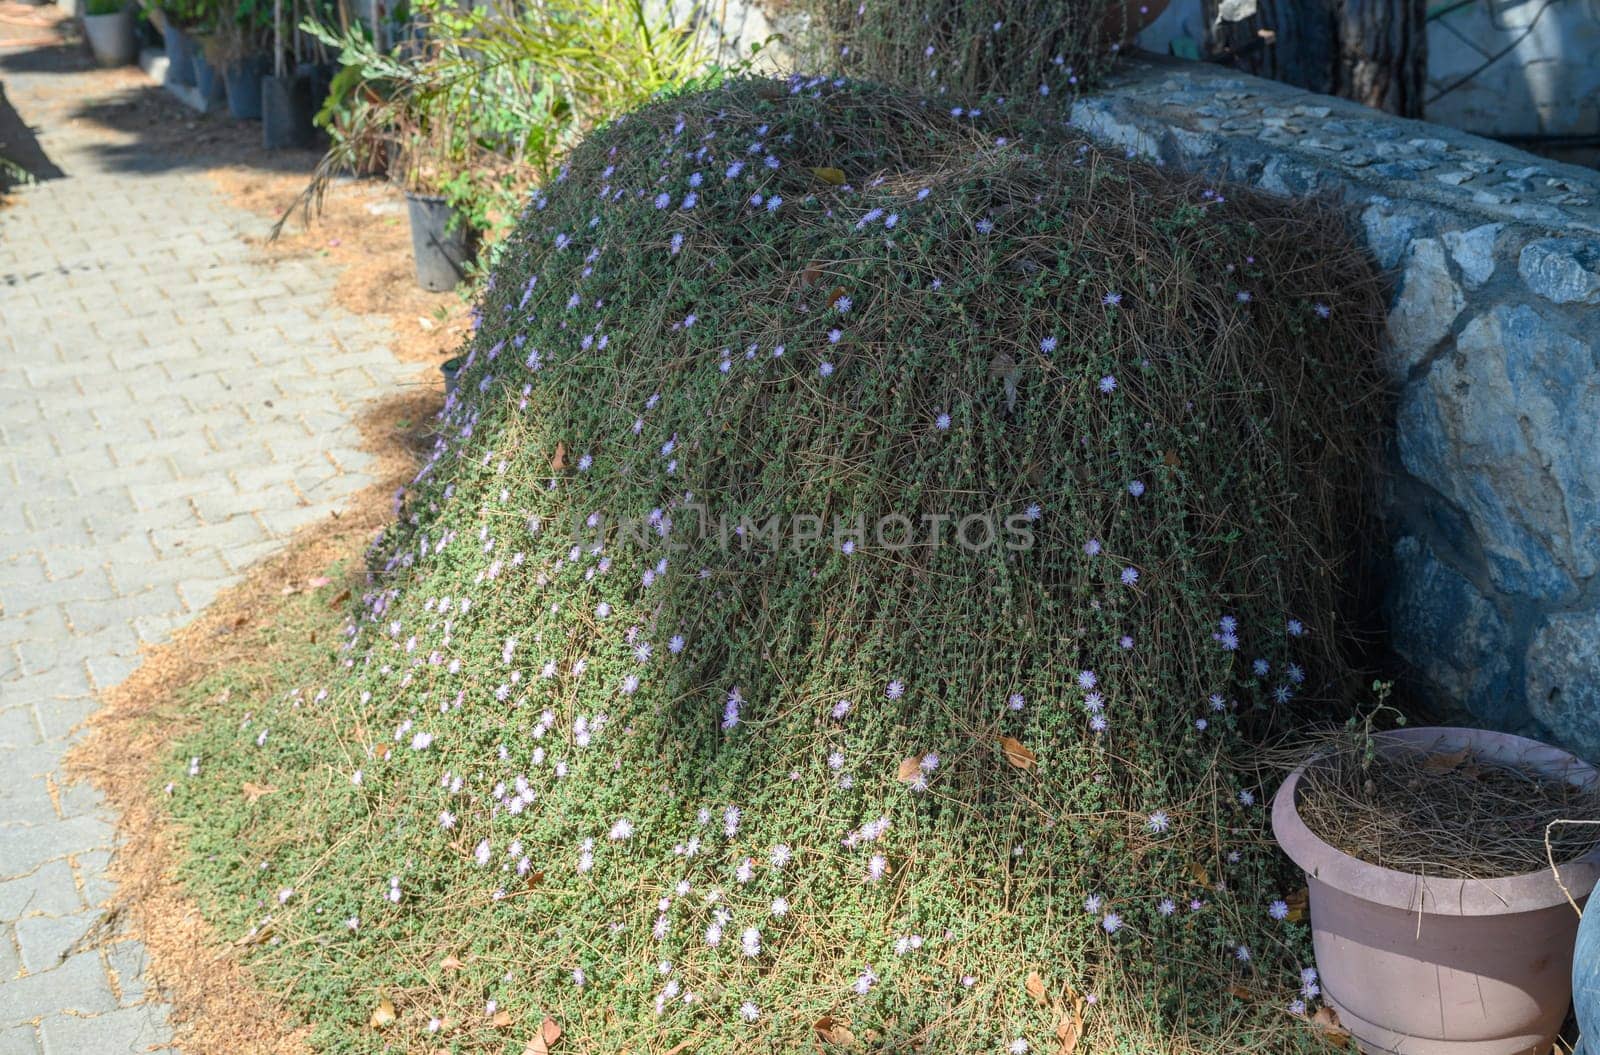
[{"xmin": 1271, "ymin": 725, "xmax": 1600, "ymax": 916}]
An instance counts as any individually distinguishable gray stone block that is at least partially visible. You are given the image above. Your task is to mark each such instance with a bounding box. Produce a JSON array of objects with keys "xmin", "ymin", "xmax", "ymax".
[
  {"xmin": 0, "ymin": 1025, "xmax": 40, "ymax": 1055},
  {"xmin": 102, "ymin": 941, "xmax": 151, "ymax": 1006},
  {"xmin": 38, "ymin": 1002, "xmax": 169, "ymax": 1055},
  {"xmin": 1520, "ymin": 237, "xmax": 1600, "ymax": 305},
  {"xmin": 0, "ymin": 951, "xmax": 116, "ymax": 1026},
  {"xmin": 0, "ymin": 818, "xmax": 113, "ymax": 878},
  {"xmin": 15, "ymin": 912, "xmax": 98, "ymax": 973}
]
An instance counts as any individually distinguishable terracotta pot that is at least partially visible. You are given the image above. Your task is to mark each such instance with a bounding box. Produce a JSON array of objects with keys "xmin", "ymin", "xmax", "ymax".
[
  {"xmin": 1100, "ymin": 0, "xmax": 1171, "ymax": 43},
  {"xmin": 1273, "ymin": 727, "xmax": 1600, "ymax": 1055}
]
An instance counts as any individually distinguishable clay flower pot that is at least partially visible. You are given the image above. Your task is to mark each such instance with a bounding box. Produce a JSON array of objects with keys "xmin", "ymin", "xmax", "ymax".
[{"xmin": 1272, "ymin": 726, "xmax": 1600, "ymax": 1055}]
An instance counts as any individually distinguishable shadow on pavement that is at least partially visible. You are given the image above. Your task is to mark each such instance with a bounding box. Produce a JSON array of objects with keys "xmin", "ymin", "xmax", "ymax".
[{"xmin": 0, "ymin": 78, "xmax": 62, "ymax": 184}]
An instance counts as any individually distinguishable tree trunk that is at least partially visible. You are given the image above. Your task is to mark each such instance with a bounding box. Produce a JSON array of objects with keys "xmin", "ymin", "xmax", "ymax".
[{"xmin": 1200, "ymin": 0, "xmax": 1427, "ymax": 118}]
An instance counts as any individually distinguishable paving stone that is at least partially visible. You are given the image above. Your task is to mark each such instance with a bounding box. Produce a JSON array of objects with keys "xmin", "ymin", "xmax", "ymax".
[
  {"xmin": 0, "ymin": 779, "xmax": 56, "ymax": 827},
  {"xmin": 29, "ymin": 697, "xmax": 101, "ymax": 744},
  {"xmin": 0, "ymin": 926, "xmax": 18, "ymax": 979},
  {"xmin": 0, "ymin": 819, "xmax": 113, "ymax": 878},
  {"xmin": 0, "ymin": 951, "xmax": 116, "ymax": 1026},
  {"xmin": 38, "ymin": 1002, "xmax": 169, "ymax": 1055},
  {"xmin": 0, "ymin": 40, "xmax": 412, "ymax": 1050},
  {"xmin": 15, "ymin": 912, "xmax": 98, "ymax": 974},
  {"xmin": 0, "ymin": 709, "xmax": 40, "ymax": 751},
  {"xmin": 70, "ymin": 852, "xmax": 115, "ymax": 913},
  {"xmin": 0, "ymin": 1024, "xmax": 40, "ymax": 1055},
  {"xmin": 102, "ymin": 940, "xmax": 151, "ymax": 1005}
]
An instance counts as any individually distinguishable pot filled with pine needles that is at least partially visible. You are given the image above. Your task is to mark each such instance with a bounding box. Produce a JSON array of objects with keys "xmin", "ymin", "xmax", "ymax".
[{"xmin": 1273, "ymin": 716, "xmax": 1600, "ymax": 1054}]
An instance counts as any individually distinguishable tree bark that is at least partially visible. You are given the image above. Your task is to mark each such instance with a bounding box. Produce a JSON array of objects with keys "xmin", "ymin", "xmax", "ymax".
[{"xmin": 1200, "ymin": 0, "xmax": 1428, "ymax": 118}]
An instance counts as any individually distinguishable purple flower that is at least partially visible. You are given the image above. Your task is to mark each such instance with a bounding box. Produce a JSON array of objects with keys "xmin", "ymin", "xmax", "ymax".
[
  {"xmin": 886, "ymin": 680, "xmax": 905, "ymax": 700},
  {"xmin": 1120, "ymin": 567, "xmax": 1139, "ymax": 585},
  {"xmin": 1102, "ymin": 291, "xmax": 1122, "ymax": 307},
  {"xmin": 1098, "ymin": 375, "xmax": 1117, "ymax": 394}
]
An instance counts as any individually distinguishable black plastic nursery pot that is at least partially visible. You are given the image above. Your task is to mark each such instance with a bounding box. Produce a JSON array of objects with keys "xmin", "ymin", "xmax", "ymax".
[
  {"xmin": 221, "ymin": 53, "xmax": 270, "ymax": 121},
  {"xmin": 261, "ymin": 73, "xmax": 315, "ymax": 149},
  {"xmin": 297, "ymin": 61, "xmax": 335, "ymax": 124},
  {"xmin": 405, "ymin": 192, "xmax": 479, "ymax": 292},
  {"xmin": 190, "ymin": 50, "xmax": 226, "ymax": 109},
  {"xmin": 161, "ymin": 23, "xmax": 195, "ymax": 86}
]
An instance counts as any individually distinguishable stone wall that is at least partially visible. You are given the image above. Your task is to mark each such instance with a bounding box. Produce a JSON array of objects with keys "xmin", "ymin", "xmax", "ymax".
[
  {"xmin": 1136, "ymin": 0, "xmax": 1600, "ymax": 162},
  {"xmin": 1069, "ymin": 56, "xmax": 1600, "ymax": 759}
]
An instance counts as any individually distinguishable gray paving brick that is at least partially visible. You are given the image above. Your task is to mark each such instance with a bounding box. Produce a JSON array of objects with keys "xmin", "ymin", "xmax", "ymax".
[
  {"xmin": 0, "ymin": 1024, "xmax": 40, "ymax": 1055},
  {"xmin": 14, "ymin": 913, "xmax": 98, "ymax": 974},
  {"xmin": 0, "ymin": 951, "xmax": 117, "ymax": 1026},
  {"xmin": 38, "ymin": 1002, "xmax": 168, "ymax": 1055},
  {"xmin": 0, "ymin": 773, "xmax": 55, "ymax": 821},
  {"xmin": 29, "ymin": 697, "xmax": 101, "ymax": 744},
  {"xmin": 0, "ymin": 818, "xmax": 113, "ymax": 878},
  {"xmin": 68, "ymin": 852, "xmax": 116, "ymax": 915},
  {"xmin": 0, "ymin": 864, "xmax": 81, "ymax": 922},
  {"xmin": 1, "ymin": 45, "xmax": 408, "ymax": 1049},
  {"xmin": 0, "ymin": 926, "xmax": 18, "ymax": 981},
  {"xmin": 0, "ymin": 709, "xmax": 41, "ymax": 751},
  {"xmin": 102, "ymin": 940, "xmax": 150, "ymax": 1006}
]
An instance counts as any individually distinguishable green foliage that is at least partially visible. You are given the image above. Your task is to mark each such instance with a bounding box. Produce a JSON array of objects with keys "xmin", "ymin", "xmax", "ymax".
[
  {"xmin": 0, "ymin": 151, "xmax": 32, "ymax": 190},
  {"xmin": 85, "ymin": 0, "xmax": 128, "ymax": 17},
  {"xmin": 284, "ymin": 0, "xmax": 736, "ymax": 243},
  {"xmin": 154, "ymin": 0, "xmax": 211, "ymax": 28},
  {"xmin": 172, "ymin": 79, "xmax": 1387, "ymax": 1054},
  {"xmin": 798, "ymin": 0, "xmax": 1132, "ymax": 101}
]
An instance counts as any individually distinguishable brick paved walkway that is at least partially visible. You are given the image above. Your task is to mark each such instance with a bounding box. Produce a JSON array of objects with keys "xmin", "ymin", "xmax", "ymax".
[{"xmin": 1, "ymin": 46, "xmax": 409, "ymax": 1055}]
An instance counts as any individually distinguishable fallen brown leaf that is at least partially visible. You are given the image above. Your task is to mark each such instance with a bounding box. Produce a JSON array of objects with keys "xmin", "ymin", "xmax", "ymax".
[
  {"xmin": 440, "ymin": 954, "xmax": 464, "ymax": 971},
  {"xmin": 1054, "ymin": 1006, "xmax": 1083, "ymax": 1054},
  {"xmin": 368, "ymin": 996, "xmax": 396, "ymax": 1029},
  {"xmin": 1422, "ymin": 747, "xmax": 1470, "ymax": 774},
  {"xmin": 522, "ymin": 1016, "xmax": 561, "ymax": 1055},
  {"xmin": 241, "ymin": 782, "xmax": 277, "ymax": 804},
  {"xmin": 551, "ymin": 441, "xmax": 567, "ymax": 471},
  {"xmin": 815, "ymin": 1015, "xmax": 857, "ymax": 1046},
  {"xmin": 998, "ymin": 736, "xmax": 1037, "ymax": 770},
  {"xmin": 329, "ymin": 587, "xmax": 352, "ymax": 608},
  {"xmin": 897, "ymin": 755, "xmax": 924, "ymax": 782},
  {"xmin": 1310, "ymin": 1006, "xmax": 1351, "ymax": 1047},
  {"xmin": 1024, "ymin": 970, "xmax": 1048, "ymax": 1005},
  {"xmin": 492, "ymin": 1009, "xmax": 514, "ymax": 1029}
]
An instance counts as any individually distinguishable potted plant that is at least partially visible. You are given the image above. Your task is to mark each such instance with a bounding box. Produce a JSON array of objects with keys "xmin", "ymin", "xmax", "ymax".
[
  {"xmin": 188, "ymin": 33, "xmax": 228, "ymax": 108},
  {"xmin": 152, "ymin": 0, "xmax": 209, "ymax": 85},
  {"xmin": 205, "ymin": 0, "xmax": 273, "ymax": 120},
  {"xmin": 82, "ymin": 0, "xmax": 138, "ymax": 65},
  {"xmin": 1272, "ymin": 721, "xmax": 1600, "ymax": 1054},
  {"xmin": 261, "ymin": 0, "xmax": 323, "ymax": 148}
]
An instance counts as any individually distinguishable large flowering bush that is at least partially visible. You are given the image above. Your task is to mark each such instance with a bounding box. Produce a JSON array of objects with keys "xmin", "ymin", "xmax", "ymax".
[{"xmin": 168, "ymin": 78, "xmax": 1386, "ymax": 1053}]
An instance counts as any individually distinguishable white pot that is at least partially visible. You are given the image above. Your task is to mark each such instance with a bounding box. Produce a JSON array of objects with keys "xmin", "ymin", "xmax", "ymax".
[{"xmin": 82, "ymin": 10, "xmax": 137, "ymax": 67}]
